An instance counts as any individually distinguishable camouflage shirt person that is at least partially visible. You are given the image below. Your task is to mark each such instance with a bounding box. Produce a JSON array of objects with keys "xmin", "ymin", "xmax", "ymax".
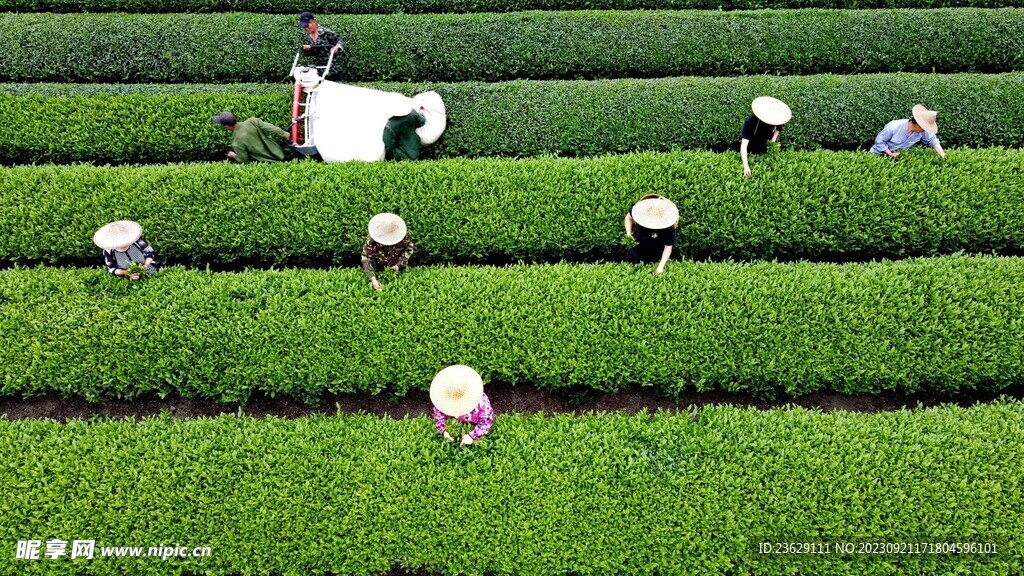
[
  {"xmin": 303, "ymin": 26, "xmax": 345, "ymax": 79},
  {"xmin": 361, "ymin": 236, "xmax": 414, "ymax": 281}
]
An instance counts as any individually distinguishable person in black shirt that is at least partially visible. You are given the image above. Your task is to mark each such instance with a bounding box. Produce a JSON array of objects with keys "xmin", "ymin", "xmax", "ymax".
[
  {"xmin": 740, "ymin": 96, "xmax": 792, "ymax": 177},
  {"xmin": 624, "ymin": 194, "xmax": 679, "ymax": 276},
  {"xmin": 92, "ymin": 220, "xmax": 158, "ymax": 280}
]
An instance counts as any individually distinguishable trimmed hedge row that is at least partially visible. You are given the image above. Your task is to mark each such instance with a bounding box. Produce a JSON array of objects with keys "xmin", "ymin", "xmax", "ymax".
[
  {"xmin": 4, "ymin": 149, "xmax": 1024, "ymax": 267},
  {"xmin": 1, "ymin": 257, "xmax": 1022, "ymax": 401},
  {"xmin": 1, "ymin": 406, "xmax": 1022, "ymax": 575},
  {"xmin": 3, "ymin": 73, "xmax": 1024, "ymax": 165},
  {"xmin": 3, "ymin": 0, "xmax": 1021, "ymax": 12},
  {"xmin": 5, "ymin": 0, "xmax": 1023, "ymax": 13},
  {"xmin": 1, "ymin": 10, "xmax": 1023, "ymax": 83}
]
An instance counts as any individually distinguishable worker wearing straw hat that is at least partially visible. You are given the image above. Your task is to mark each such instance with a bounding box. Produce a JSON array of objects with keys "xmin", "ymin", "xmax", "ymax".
[
  {"xmin": 361, "ymin": 213, "xmax": 414, "ymax": 292},
  {"xmin": 870, "ymin": 104, "xmax": 946, "ymax": 160},
  {"xmin": 624, "ymin": 194, "xmax": 679, "ymax": 276},
  {"xmin": 431, "ymin": 365, "xmax": 494, "ymax": 446},
  {"xmin": 92, "ymin": 220, "xmax": 158, "ymax": 280},
  {"xmin": 740, "ymin": 96, "xmax": 792, "ymax": 177}
]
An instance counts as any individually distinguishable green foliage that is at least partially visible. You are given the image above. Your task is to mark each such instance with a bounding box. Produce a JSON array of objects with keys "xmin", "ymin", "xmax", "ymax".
[
  {"xmin": 3, "ymin": 149, "xmax": 1024, "ymax": 267},
  {"xmin": 3, "ymin": 0, "xmax": 1021, "ymax": 13},
  {"xmin": 1, "ymin": 10, "xmax": 1022, "ymax": 83},
  {"xmin": 0, "ymin": 406, "xmax": 1022, "ymax": 575},
  {"xmin": 126, "ymin": 262, "xmax": 148, "ymax": 276},
  {"xmin": 1, "ymin": 257, "xmax": 1022, "ymax": 401},
  {"xmin": 3, "ymin": 73, "xmax": 1024, "ymax": 164}
]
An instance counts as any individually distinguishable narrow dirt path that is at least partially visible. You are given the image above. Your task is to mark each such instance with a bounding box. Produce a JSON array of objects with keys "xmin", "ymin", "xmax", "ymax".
[{"xmin": 2, "ymin": 383, "xmax": 1021, "ymax": 422}]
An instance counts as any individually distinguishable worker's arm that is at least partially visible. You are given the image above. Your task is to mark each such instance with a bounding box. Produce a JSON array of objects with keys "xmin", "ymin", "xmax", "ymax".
[
  {"xmin": 740, "ymin": 138, "xmax": 751, "ymax": 176},
  {"xmin": 869, "ymin": 123, "xmax": 896, "ymax": 156},
  {"xmin": 921, "ymin": 131, "xmax": 945, "ymax": 159},
  {"xmin": 232, "ymin": 144, "xmax": 250, "ymax": 163},
  {"xmin": 398, "ymin": 241, "xmax": 414, "ymax": 269},
  {"xmin": 320, "ymin": 28, "xmax": 344, "ymax": 53},
  {"xmin": 258, "ymin": 119, "xmax": 290, "ymax": 142},
  {"xmin": 654, "ymin": 244, "xmax": 672, "ymax": 276}
]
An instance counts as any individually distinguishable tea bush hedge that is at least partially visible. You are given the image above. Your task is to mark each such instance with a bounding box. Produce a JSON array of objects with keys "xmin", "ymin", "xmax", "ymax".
[
  {"xmin": 1, "ymin": 405, "xmax": 1021, "ymax": 575},
  {"xmin": 4, "ymin": 0, "xmax": 1022, "ymax": 14},
  {"xmin": 1, "ymin": 257, "xmax": 1022, "ymax": 402},
  {"xmin": 1, "ymin": 10, "xmax": 1022, "ymax": 83},
  {"xmin": 3, "ymin": 149, "xmax": 1024, "ymax": 267},
  {"xmin": 3, "ymin": 73, "xmax": 1023, "ymax": 164}
]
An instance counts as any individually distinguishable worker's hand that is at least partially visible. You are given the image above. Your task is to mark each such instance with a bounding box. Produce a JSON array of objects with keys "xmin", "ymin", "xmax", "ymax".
[
  {"xmin": 371, "ymin": 278, "xmax": 382, "ymax": 292},
  {"xmin": 227, "ymin": 151, "xmax": 236, "ymax": 160},
  {"xmin": 130, "ymin": 274, "xmax": 140, "ymax": 281},
  {"xmin": 443, "ymin": 431, "xmax": 454, "ymax": 442},
  {"xmin": 743, "ymin": 166, "xmax": 751, "ymax": 177},
  {"xmin": 654, "ymin": 265, "xmax": 665, "ymax": 277},
  {"xmin": 886, "ymin": 151, "xmax": 900, "ymax": 159},
  {"xmin": 302, "ymin": 44, "xmax": 311, "ymax": 51},
  {"xmin": 143, "ymin": 258, "xmax": 154, "ymax": 268},
  {"xmin": 390, "ymin": 265, "xmax": 400, "ymax": 277},
  {"xmin": 461, "ymin": 434, "xmax": 474, "ymax": 446},
  {"xmin": 331, "ymin": 45, "xmax": 340, "ymax": 54}
]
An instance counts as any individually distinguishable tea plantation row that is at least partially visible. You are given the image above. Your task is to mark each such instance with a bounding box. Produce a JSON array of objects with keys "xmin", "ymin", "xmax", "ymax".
[
  {"xmin": 7, "ymin": 0, "xmax": 1022, "ymax": 14},
  {"xmin": 2, "ymin": 10, "xmax": 1022, "ymax": 83},
  {"xmin": 2, "ymin": 257, "xmax": 1021, "ymax": 402},
  {"xmin": 2, "ymin": 73, "xmax": 1022, "ymax": 164},
  {"xmin": 3, "ymin": 150, "xmax": 1023, "ymax": 266},
  {"xmin": 1, "ymin": 405, "xmax": 1021, "ymax": 575}
]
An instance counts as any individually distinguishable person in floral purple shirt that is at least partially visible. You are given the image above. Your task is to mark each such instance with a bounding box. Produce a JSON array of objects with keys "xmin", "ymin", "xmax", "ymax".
[{"xmin": 430, "ymin": 365, "xmax": 494, "ymax": 446}]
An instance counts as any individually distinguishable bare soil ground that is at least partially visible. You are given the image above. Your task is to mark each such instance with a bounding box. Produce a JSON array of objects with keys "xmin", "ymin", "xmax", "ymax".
[{"xmin": 2, "ymin": 383, "xmax": 1021, "ymax": 422}]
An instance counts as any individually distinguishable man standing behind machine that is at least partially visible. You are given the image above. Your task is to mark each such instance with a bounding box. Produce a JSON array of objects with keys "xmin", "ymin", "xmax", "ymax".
[{"xmin": 299, "ymin": 11, "xmax": 346, "ymax": 80}]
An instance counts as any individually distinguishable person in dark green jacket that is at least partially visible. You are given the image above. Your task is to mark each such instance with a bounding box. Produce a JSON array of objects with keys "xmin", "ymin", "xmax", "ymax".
[
  {"xmin": 212, "ymin": 112, "xmax": 292, "ymax": 163},
  {"xmin": 383, "ymin": 109, "xmax": 427, "ymax": 161}
]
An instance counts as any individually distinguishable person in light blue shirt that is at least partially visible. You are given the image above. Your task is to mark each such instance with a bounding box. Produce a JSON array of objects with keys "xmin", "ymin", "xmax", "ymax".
[{"xmin": 869, "ymin": 104, "xmax": 946, "ymax": 160}]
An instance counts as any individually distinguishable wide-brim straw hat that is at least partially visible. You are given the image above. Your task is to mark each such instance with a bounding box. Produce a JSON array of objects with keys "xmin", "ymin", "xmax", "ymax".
[
  {"xmin": 912, "ymin": 104, "xmax": 939, "ymax": 134},
  {"xmin": 631, "ymin": 197, "xmax": 679, "ymax": 230},
  {"xmin": 430, "ymin": 365, "xmax": 484, "ymax": 417},
  {"xmin": 92, "ymin": 220, "xmax": 142, "ymax": 250},
  {"xmin": 368, "ymin": 213, "xmax": 407, "ymax": 245},
  {"xmin": 751, "ymin": 96, "xmax": 792, "ymax": 126}
]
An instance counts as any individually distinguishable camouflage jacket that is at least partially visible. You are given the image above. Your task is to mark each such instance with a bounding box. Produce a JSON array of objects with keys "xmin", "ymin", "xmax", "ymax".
[
  {"xmin": 361, "ymin": 236, "xmax": 414, "ymax": 281},
  {"xmin": 303, "ymin": 26, "xmax": 345, "ymax": 78}
]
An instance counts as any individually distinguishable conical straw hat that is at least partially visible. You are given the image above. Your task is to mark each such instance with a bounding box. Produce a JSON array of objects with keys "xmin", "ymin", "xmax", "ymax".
[
  {"xmin": 751, "ymin": 96, "xmax": 792, "ymax": 126},
  {"xmin": 92, "ymin": 220, "xmax": 142, "ymax": 250},
  {"xmin": 430, "ymin": 365, "xmax": 484, "ymax": 417},
  {"xmin": 631, "ymin": 197, "xmax": 679, "ymax": 230},
  {"xmin": 912, "ymin": 104, "xmax": 939, "ymax": 134},
  {"xmin": 368, "ymin": 213, "xmax": 407, "ymax": 246}
]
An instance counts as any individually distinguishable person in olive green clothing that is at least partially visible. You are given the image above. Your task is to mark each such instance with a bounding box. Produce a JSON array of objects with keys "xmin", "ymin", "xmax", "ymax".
[{"xmin": 212, "ymin": 111, "xmax": 292, "ymax": 163}]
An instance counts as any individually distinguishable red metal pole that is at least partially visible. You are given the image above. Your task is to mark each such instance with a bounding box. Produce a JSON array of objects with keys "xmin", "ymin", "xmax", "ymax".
[{"xmin": 291, "ymin": 82, "xmax": 302, "ymax": 144}]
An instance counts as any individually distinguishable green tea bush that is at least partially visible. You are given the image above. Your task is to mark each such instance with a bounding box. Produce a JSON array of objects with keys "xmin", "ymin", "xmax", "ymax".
[
  {"xmin": 1, "ymin": 257, "xmax": 1022, "ymax": 401},
  {"xmin": 3, "ymin": 149, "xmax": 1023, "ymax": 266},
  {"xmin": 3, "ymin": 73, "xmax": 1023, "ymax": 164},
  {"xmin": 0, "ymin": 10, "xmax": 1021, "ymax": 82},
  {"xmin": 3, "ymin": 0, "xmax": 1021, "ymax": 13},
  {"xmin": 1, "ymin": 406, "xmax": 1022, "ymax": 575}
]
